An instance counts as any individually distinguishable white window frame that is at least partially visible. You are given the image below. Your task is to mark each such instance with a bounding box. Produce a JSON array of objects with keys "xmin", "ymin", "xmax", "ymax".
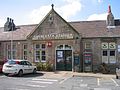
[
  {"xmin": 34, "ymin": 44, "xmax": 46, "ymax": 62},
  {"xmin": 7, "ymin": 44, "xmax": 16, "ymax": 59},
  {"xmin": 85, "ymin": 42, "xmax": 91, "ymax": 49},
  {"xmin": 23, "ymin": 44, "xmax": 28, "ymax": 60}
]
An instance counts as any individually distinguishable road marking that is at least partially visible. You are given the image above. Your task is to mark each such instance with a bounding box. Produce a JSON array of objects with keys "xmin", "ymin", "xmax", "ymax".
[
  {"xmin": 80, "ymin": 84, "xmax": 87, "ymax": 87},
  {"xmin": 31, "ymin": 81, "xmax": 53, "ymax": 84},
  {"xmin": 97, "ymin": 78, "xmax": 100, "ymax": 86},
  {"xmin": 59, "ymin": 77, "xmax": 71, "ymax": 84},
  {"xmin": 94, "ymin": 88, "xmax": 111, "ymax": 90},
  {"xmin": 26, "ymin": 84, "xmax": 46, "ymax": 88},
  {"xmin": 7, "ymin": 88, "xmax": 29, "ymax": 90},
  {"xmin": 111, "ymin": 78, "xmax": 119, "ymax": 86},
  {"xmin": 32, "ymin": 78, "xmax": 58, "ymax": 82},
  {"xmin": 80, "ymin": 79, "xmax": 83, "ymax": 82}
]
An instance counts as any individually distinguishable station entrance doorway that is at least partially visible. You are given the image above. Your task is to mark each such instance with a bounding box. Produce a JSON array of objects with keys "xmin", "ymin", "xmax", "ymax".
[{"xmin": 56, "ymin": 45, "xmax": 72, "ymax": 71}]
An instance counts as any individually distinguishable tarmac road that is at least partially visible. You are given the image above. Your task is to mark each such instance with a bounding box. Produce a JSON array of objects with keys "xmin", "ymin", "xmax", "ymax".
[
  {"xmin": 0, "ymin": 71, "xmax": 120, "ymax": 90},
  {"xmin": 59, "ymin": 76, "xmax": 120, "ymax": 90}
]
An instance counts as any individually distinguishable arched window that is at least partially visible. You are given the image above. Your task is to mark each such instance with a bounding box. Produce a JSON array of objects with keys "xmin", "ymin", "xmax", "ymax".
[{"xmin": 56, "ymin": 44, "xmax": 72, "ymax": 50}]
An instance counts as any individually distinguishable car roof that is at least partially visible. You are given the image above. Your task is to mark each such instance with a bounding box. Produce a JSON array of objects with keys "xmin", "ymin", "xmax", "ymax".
[{"xmin": 8, "ymin": 59, "xmax": 29, "ymax": 62}]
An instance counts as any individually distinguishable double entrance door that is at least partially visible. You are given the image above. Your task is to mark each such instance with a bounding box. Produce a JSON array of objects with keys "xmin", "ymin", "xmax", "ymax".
[{"xmin": 56, "ymin": 50, "xmax": 72, "ymax": 71}]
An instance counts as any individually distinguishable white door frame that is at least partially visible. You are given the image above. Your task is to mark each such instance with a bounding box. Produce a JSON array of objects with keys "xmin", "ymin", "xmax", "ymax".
[{"xmin": 55, "ymin": 44, "xmax": 73, "ymax": 71}]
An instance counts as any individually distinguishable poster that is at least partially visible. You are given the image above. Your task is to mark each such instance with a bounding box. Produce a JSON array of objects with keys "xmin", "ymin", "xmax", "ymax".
[
  {"xmin": 118, "ymin": 45, "xmax": 120, "ymax": 53},
  {"xmin": 57, "ymin": 51, "xmax": 63, "ymax": 62},
  {"xmin": 57, "ymin": 51, "xmax": 63, "ymax": 58}
]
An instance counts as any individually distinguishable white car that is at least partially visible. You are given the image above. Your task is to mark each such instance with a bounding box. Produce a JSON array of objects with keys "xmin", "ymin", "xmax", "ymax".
[{"xmin": 2, "ymin": 59, "xmax": 37, "ymax": 76}]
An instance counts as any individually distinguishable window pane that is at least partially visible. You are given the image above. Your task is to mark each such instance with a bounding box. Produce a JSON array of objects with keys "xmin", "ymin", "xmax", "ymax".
[
  {"xmin": 8, "ymin": 51, "xmax": 11, "ymax": 59},
  {"xmin": 65, "ymin": 45, "xmax": 71, "ymax": 49},
  {"xmin": 36, "ymin": 51, "xmax": 40, "ymax": 56},
  {"xmin": 8, "ymin": 45, "xmax": 11, "ymax": 50},
  {"xmin": 103, "ymin": 51, "xmax": 107, "ymax": 56},
  {"xmin": 85, "ymin": 43, "xmax": 91, "ymax": 49},
  {"xmin": 24, "ymin": 56, "xmax": 27, "ymax": 60},
  {"xmin": 13, "ymin": 51, "xmax": 16, "ymax": 59},
  {"xmin": 13, "ymin": 51, "xmax": 16, "ymax": 55},
  {"xmin": 36, "ymin": 56, "xmax": 40, "ymax": 60},
  {"xmin": 110, "ymin": 51, "xmax": 115, "ymax": 56},
  {"xmin": 57, "ymin": 45, "xmax": 63, "ymax": 49},
  {"xmin": 42, "ymin": 56, "xmax": 46, "ymax": 61},
  {"xmin": 13, "ymin": 45, "xmax": 16, "ymax": 50},
  {"xmin": 42, "ymin": 44, "xmax": 46, "ymax": 49},
  {"xmin": 36, "ymin": 44, "xmax": 40, "ymax": 49},
  {"xmin": 24, "ymin": 51, "xmax": 27, "ymax": 55},
  {"xmin": 42, "ymin": 51, "xmax": 45, "ymax": 55},
  {"xmin": 24, "ymin": 44, "xmax": 27, "ymax": 49}
]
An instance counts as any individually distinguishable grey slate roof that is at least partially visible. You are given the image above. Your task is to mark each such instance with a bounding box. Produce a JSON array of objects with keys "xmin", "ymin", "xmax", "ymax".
[
  {"xmin": 70, "ymin": 20, "xmax": 120, "ymax": 38},
  {"xmin": 0, "ymin": 24, "xmax": 36, "ymax": 41},
  {"xmin": 0, "ymin": 20, "xmax": 120, "ymax": 41}
]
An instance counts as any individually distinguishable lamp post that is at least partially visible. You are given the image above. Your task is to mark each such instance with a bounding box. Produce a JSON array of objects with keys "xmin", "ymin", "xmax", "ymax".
[{"xmin": 10, "ymin": 18, "xmax": 14, "ymax": 60}]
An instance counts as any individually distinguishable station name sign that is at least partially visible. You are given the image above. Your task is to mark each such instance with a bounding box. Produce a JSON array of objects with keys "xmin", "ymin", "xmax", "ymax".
[{"xmin": 32, "ymin": 33, "xmax": 74, "ymax": 40}]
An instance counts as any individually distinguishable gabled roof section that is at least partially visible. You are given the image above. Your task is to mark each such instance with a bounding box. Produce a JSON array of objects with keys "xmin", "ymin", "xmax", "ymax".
[{"xmin": 27, "ymin": 5, "xmax": 80, "ymax": 39}]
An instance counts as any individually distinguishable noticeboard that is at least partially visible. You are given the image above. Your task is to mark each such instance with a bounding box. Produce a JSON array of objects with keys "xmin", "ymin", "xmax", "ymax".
[{"xmin": 74, "ymin": 56, "xmax": 80, "ymax": 65}]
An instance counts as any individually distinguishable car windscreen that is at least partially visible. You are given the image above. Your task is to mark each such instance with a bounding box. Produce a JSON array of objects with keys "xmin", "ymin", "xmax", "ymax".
[{"xmin": 6, "ymin": 60, "xmax": 17, "ymax": 65}]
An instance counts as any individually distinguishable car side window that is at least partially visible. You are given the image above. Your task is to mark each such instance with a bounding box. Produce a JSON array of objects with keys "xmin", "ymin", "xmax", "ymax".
[
  {"xmin": 26, "ymin": 61, "xmax": 32, "ymax": 66},
  {"xmin": 19, "ymin": 61, "xmax": 32, "ymax": 66},
  {"xmin": 24, "ymin": 61, "xmax": 28, "ymax": 65},
  {"xmin": 20, "ymin": 61, "xmax": 26, "ymax": 65}
]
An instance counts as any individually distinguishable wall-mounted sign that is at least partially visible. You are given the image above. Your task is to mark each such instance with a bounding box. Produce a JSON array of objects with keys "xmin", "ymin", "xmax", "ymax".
[
  {"xmin": 32, "ymin": 33, "xmax": 74, "ymax": 40},
  {"xmin": 118, "ymin": 45, "xmax": 120, "ymax": 53},
  {"xmin": 101, "ymin": 43, "xmax": 108, "ymax": 49},
  {"xmin": 109, "ymin": 42, "xmax": 116, "ymax": 49},
  {"xmin": 46, "ymin": 42, "xmax": 52, "ymax": 47},
  {"xmin": 101, "ymin": 42, "xmax": 116, "ymax": 49}
]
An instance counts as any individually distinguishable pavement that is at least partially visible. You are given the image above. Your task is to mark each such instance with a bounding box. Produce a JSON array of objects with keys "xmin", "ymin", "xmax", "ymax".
[{"xmin": 39, "ymin": 71, "xmax": 116, "ymax": 79}]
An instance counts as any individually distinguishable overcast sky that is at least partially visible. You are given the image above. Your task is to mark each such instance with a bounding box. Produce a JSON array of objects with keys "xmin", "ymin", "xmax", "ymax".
[{"xmin": 0, "ymin": 0, "xmax": 120, "ymax": 27}]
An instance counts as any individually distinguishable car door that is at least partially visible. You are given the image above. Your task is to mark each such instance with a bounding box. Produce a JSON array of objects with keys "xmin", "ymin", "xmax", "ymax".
[
  {"xmin": 20, "ymin": 61, "xmax": 29, "ymax": 74},
  {"xmin": 26, "ymin": 61, "xmax": 33, "ymax": 73}
]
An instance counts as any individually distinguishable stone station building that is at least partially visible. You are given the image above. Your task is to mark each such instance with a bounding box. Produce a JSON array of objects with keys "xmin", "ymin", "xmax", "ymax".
[{"xmin": 0, "ymin": 5, "xmax": 120, "ymax": 73}]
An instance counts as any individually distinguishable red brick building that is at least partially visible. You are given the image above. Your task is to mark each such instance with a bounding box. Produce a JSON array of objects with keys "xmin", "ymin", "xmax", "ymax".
[{"xmin": 0, "ymin": 5, "xmax": 120, "ymax": 73}]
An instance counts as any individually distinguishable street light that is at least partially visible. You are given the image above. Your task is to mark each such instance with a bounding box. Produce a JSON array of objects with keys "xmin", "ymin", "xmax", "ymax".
[
  {"xmin": 10, "ymin": 18, "xmax": 14, "ymax": 60},
  {"xmin": 10, "ymin": 18, "xmax": 13, "ymax": 60}
]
